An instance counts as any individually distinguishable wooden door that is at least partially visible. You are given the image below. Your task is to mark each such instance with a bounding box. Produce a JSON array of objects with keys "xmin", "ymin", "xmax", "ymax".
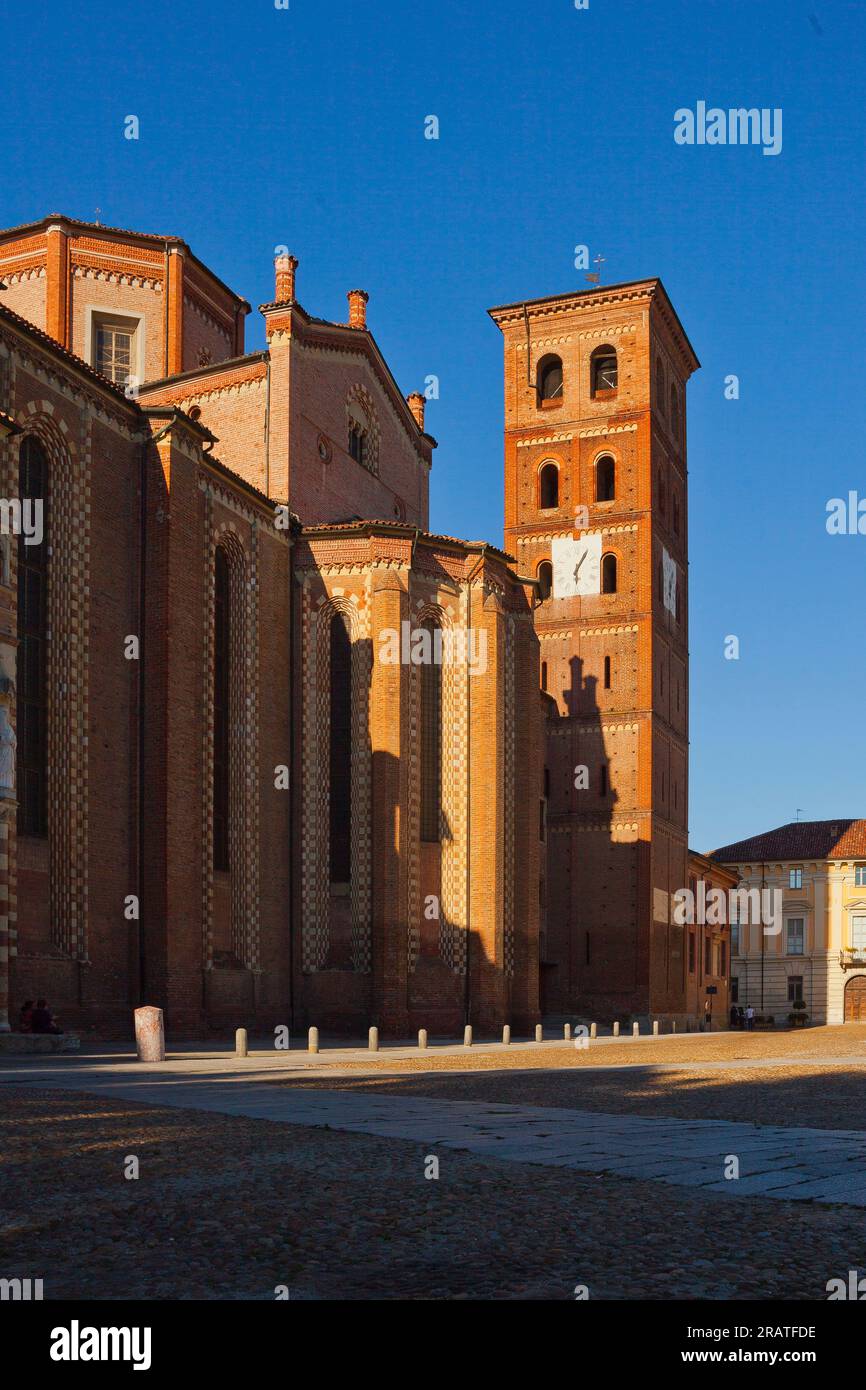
[{"xmin": 844, "ymin": 976, "xmax": 866, "ymax": 1021}]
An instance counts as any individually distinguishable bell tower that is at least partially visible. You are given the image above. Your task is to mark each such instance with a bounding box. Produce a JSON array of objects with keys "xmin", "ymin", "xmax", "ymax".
[{"xmin": 489, "ymin": 279, "xmax": 700, "ymax": 1024}]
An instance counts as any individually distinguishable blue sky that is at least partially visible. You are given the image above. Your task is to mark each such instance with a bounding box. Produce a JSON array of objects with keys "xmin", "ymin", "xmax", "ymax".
[{"xmin": 3, "ymin": 0, "xmax": 864, "ymax": 850}]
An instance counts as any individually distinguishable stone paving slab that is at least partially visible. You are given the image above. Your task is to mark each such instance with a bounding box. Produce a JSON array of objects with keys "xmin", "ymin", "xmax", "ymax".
[{"xmin": 9, "ymin": 1063, "xmax": 866, "ymax": 1208}]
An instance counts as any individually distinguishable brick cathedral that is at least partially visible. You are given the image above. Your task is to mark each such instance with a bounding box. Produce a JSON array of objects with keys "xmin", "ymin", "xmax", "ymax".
[{"xmin": 0, "ymin": 214, "xmax": 700, "ymax": 1037}]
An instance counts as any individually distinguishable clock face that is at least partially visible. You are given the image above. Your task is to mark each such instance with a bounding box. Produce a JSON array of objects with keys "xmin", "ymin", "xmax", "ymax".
[
  {"xmin": 662, "ymin": 546, "xmax": 677, "ymax": 615},
  {"xmin": 551, "ymin": 533, "xmax": 601, "ymax": 598}
]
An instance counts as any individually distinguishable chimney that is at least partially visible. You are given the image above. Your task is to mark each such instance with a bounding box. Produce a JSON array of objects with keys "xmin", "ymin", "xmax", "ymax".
[
  {"xmin": 274, "ymin": 253, "xmax": 298, "ymax": 303},
  {"xmin": 347, "ymin": 288, "xmax": 369, "ymax": 329},
  {"xmin": 407, "ymin": 392, "xmax": 426, "ymax": 431}
]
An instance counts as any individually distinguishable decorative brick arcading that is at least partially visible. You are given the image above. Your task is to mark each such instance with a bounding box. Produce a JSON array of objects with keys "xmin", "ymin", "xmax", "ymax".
[
  {"xmin": 301, "ymin": 587, "xmax": 372, "ymax": 974},
  {"xmin": 503, "ymin": 615, "xmax": 516, "ymax": 977},
  {"xmin": 346, "ymin": 382, "xmax": 380, "ymax": 475},
  {"xmin": 407, "ymin": 598, "xmax": 466, "ymax": 975},
  {"xmin": 21, "ymin": 402, "xmax": 90, "ymax": 960},
  {"xmin": 202, "ymin": 519, "xmax": 261, "ymax": 972}
]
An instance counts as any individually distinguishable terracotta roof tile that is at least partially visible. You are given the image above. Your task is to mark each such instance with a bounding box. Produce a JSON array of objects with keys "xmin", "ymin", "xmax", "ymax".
[
  {"xmin": 300, "ymin": 518, "xmax": 514, "ymax": 563},
  {"xmin": 712, "ymin": 820, "xmax": 866, "ymax": 864}
]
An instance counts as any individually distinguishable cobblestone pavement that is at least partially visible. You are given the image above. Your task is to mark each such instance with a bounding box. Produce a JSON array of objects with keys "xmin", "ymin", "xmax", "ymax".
[
  {"xmin": 1, "ymin": 1087, "xmax": 864, "ymax": 1301},
  {"xmin": 300, "ymin": 1063, "xmax": 866, "ymax": 1133},
  {"xmin": 11, "ymin": 1065, "xmax": 866, "ymax": 1207},
  {"xmin": 5, "ymin": 1030, "xmax": 866, "ymax": 1300}
]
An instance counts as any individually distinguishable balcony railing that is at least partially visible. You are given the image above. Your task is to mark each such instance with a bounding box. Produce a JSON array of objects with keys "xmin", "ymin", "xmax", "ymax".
[{"xmin": 840, "ymin": 948, "xmax": 866, "ymax": 971}]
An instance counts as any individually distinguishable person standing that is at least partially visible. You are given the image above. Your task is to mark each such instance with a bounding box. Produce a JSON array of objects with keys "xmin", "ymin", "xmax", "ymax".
[{"xmin": 746, "ymin": 1004, "xmax": 755, "ymax": 1031}]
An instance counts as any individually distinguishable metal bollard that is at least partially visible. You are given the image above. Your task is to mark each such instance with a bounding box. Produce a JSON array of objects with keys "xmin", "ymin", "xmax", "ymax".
[
  {"xmin": 369, "ymin": 1026, "xmax": 379, "ymax": 1053},
  {"xmin": 235, "ymin": 1027, "xmax": 248, "ymax": 1058},
  {"xmin": 535, "ymin": 1024, "xmax": 543, "ymax": 1043},
  {"xmin": 502, "ymin": 1025, "xmax": 511, "ymax": 1046},
  {"xmin": 613, "ymin": 1021, "xmax": 620, "ymax": 1037},
  {"xmin": 308, "ymin": 1026, "xmax": 319, "ymax": 1054},
  {"xmin": 633, "ymin": 1022, "xmax": 639, "ymax": 1038},
  {"xmin": 653, "ymin": 1020, "xmax": 659, "ymax": 1037},
  {"xmin": 463, "ymin": 1024, "xmax": 472, "ymax": 1047},
  {"xmin": 418, "ymin": 1029, "xmax": 428, "ymax": 1050}
]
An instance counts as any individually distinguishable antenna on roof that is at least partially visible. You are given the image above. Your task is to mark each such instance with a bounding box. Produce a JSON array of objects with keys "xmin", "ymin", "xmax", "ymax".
[
  {"xmin": 94, "ymin": 207, "xmax": 102, "ymax": 226},
  {"xmin": 795, "ymin": 808, "xmax": 804, "ymax": 821},
  {"xmin": 585, "ymin": 254, "xmax": 605, "ymax": 285}
]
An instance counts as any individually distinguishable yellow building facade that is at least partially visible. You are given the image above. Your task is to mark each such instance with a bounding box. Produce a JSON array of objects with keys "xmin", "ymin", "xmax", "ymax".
[{"xmin": 713, "ymin": 820, "xmax": 866, "ymax": 1024}]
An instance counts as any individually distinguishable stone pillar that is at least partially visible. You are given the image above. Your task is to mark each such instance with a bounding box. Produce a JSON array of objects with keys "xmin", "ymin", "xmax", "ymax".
[
  {"xmin": 0, "ymin": 801, "xmax": 14, "ymax": 1031},
  {"xmin": 134, "ymin": 1006, "xmax": 165, "ymax": 1061}
]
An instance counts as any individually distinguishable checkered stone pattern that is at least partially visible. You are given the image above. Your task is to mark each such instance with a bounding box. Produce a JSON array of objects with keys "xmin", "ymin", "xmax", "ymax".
[
  {"xmin": 243, "ymin": 525, "xmax": 262, "ymax": 972},
  {"xmin": 302, "ymin": 586, "xmax": 373, "ymax": 975},
  {"xmin": 0, "ymin": 810, "xmax": 12, "ymax": 1027},
  {"xmin": 0, "ymin": 382, "xmax": 19, "ymax": 983},
  {"xmin": 406, "ymin": 597, "xmax": 460, "ymax": 974},
  {"xmin": 201, "ymin": 491, "xmax": 216, "ymax": 969},
  {"xmin": 440, "ymin": 594, "xmax": 469, "ymax": 975},
  {"xmin": 346, "ymin": 383, "xmax": 381, "ymax": 476},
  {"xmin": 22, "ymin": 402, "xmax": 90, "ymax": 961},
  {"xmin": 202, "ymin": 518, "xmax": 262, "ymax": 973},
  {"xmin": 224, "ymin": 526, "xmax": 260, "ymax": 972},
  {"xmin": 503, "ymin": 615, "xmax": 516, "ymax": 978},
  {"xmin": 299, "ymin": 580, "xmax": 324, "ymax": 972}
]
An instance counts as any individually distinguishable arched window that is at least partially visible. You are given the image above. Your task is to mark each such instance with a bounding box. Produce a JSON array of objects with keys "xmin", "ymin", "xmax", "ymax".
[
  {"xmin": 656, "ymin": 357, "xmax": 665, "ymax": 414},
  {"xmin": 591, "ymin": 345, "xmax": 618, "ymax": 396},
  {"xmin": 537, "ymin": 354, "xmax": 563, "ymax": 402},
  {"xmin": 539, "ymin": 462, "xmax": 559, "ymax": 509},
  {"xmin": 604, "ymin": 655, "xmax": 612, "ymax": 689},
  {"xmin": 213, "ymin": 547, "xmax": 231, "ymax": 870},
  {"xmin": 670, "ymin": 383, "xmax": 680, "ymax": 440},
  {"xmin": 420, "ymin": 622, "xmax": 442, "ymax": 842},
  {"xmin": 596, "ymin": 454, "xmax": 615, "ymax": 502},
  {"xmin": 348, "ymin": 418, "xmax": 367, "ymax": 467},
  {"xmin": 537, "ymin": 560, "xmax": 553, "ymax": 602},
  {"xmin": 329, "ymin": 614, "xmax": 352, "ymax": 882},
  {"xmin": 601, "ymin": 553, "xmax": 617, "ymax": 594},
  {"xmin": 17, "ymin": 436, "xmax": 49, "ymax": 837}
]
